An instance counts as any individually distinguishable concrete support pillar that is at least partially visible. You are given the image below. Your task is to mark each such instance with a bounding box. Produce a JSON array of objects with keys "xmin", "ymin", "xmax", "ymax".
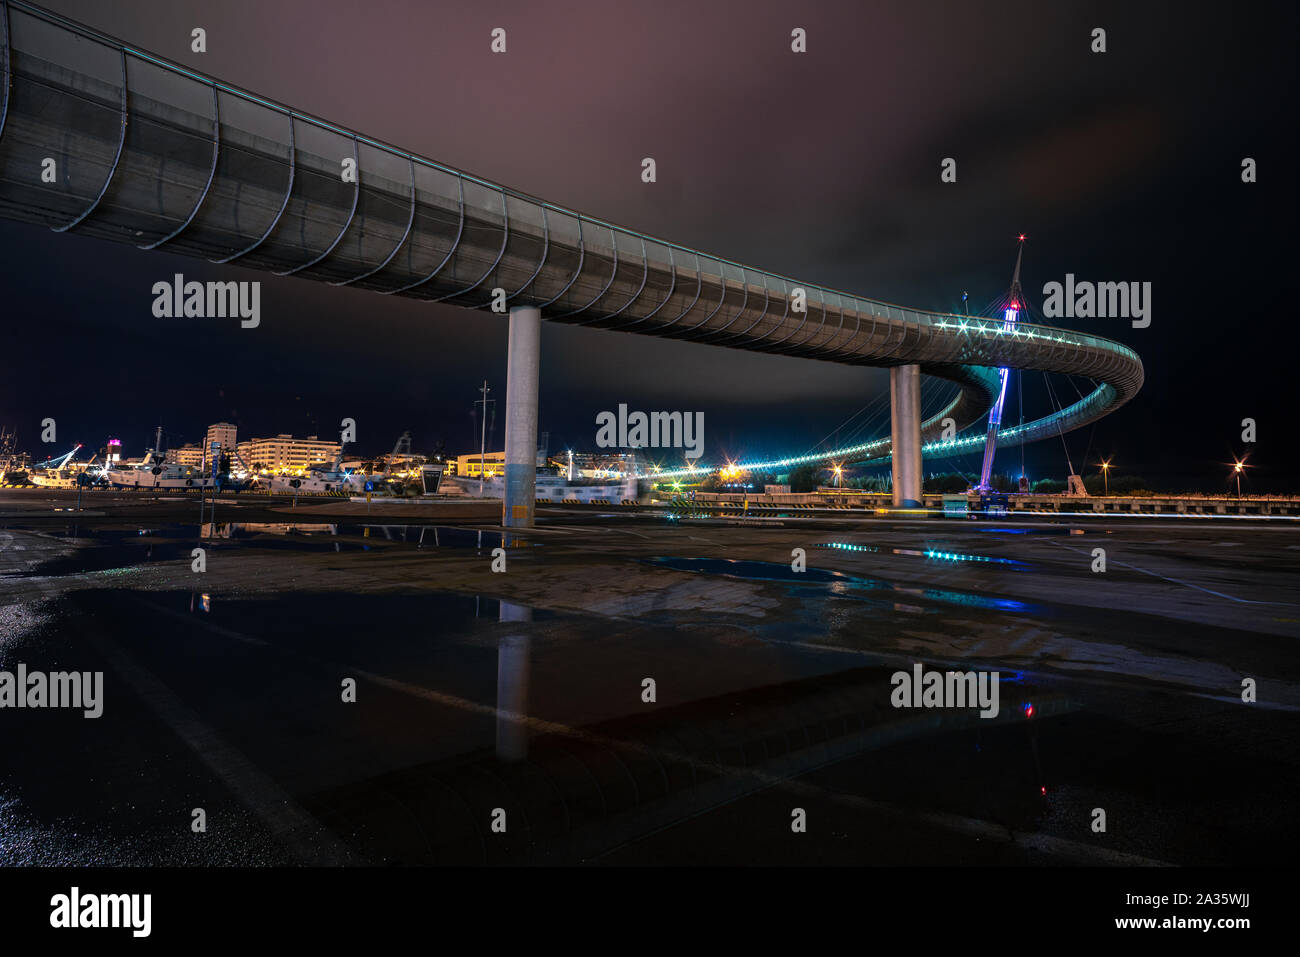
[
  {"xmin": 890, "ymin": 364, "xmax": 922, "ymax": 508},
  {"xmin": 503, "ymin": 306, "xmax": 541, "ymax": 528}
]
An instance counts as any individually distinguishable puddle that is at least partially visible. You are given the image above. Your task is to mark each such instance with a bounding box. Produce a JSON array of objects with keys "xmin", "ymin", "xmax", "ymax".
[
  {"xmin": 665, "ymin": 512, "xmax": 812, "ymax": 522},
  {"xmin": 977, "ymin": 527, "xmax": 1086, "ymax": 536},
  {"xmin": 645, "ymin": 556, "xmax": 1037, "ymax": 613},
  {"xmin": 5, "ymin": 528, "xmax": 197, "ymax": 576},
  {"xmin": 206, "ymin": 522, "xmax": 509, "ymax": 549},
  {"xmin": 647, "ymin": 556, "xmax": 857, "ymax": 585},
  {"xmin": 180, "ymin": 588, "xmax": 556, "ymax": 626},
  {"xmin": 4, "ymin": 523, "xmax": 528, "ymax": 576},
  {"xmin": 3, "ymin": 575, "xmax": 1293, "ymax": 865},
  {"xmin": 338, "ymin": 525, "xmax": 505, "ymax": 548}
]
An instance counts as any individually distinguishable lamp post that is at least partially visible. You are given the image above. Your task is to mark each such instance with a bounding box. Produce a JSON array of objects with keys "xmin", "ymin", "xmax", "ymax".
[
  {"xmin": 1233, "ymin": 460, "xmax": 1243, "ymax": 498},
  {"xmin": 1100, "ymin": 459, "xmax": 1111, "ymax": 496},
  {"xmin": 833, "ymin": 465, "xmax": 843, "ymax": 488},
  {"xmin": 476, "ymin": 380, "xmax": 491, "ymax": 498}
]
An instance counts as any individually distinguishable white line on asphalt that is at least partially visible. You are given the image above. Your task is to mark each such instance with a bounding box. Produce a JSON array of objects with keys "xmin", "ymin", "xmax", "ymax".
[{"xmin": 1045, "ymin": 539, "xmax": 1300, "ymax": 606}]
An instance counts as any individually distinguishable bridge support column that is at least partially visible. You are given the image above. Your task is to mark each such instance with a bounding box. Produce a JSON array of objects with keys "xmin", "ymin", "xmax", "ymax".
[
  {"xmin": 890, "ymin": 364, "xmax": 922, "ymax": 508},
  {"xmin": 503, "ymin": 306, "xmax": 541, "ymax": 528}
]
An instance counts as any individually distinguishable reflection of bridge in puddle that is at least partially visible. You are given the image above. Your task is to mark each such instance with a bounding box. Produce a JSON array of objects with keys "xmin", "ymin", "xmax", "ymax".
[
  {"xmin": 202, "ymin": 522, "xmax": 338, "ymax": 538},
  {"xmin": 199, "ymin": 523, "xmax": 535, "ymax": 552}
]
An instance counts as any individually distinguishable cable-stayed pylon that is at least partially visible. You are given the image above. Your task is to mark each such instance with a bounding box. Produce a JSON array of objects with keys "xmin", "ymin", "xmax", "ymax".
[{"xmin": 973, "ymin": 235, "xmax": 1026, "ymax": 492}]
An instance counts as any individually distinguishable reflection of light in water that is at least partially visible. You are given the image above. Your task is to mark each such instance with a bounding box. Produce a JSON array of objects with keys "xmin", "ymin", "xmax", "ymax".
[
  {"xmin": 979, "ymin": 527, "xmax": 1086, "ymax": 536},
  {"xmin": 815, "ymin": 542, "xmax": 880, "ymax": 553},
  {"xmin": 894, "ymin": 584, "xmax": 1028, "ymax": 612},
  {"xmin": 647, "ymin": 557, "xmax": 1037, "ymax": 613},
  {"xmin": 920, "ymin": 588, "xmax": 1026, "ymax": 611},
  {"xmin": 203, "ymin": 522, "xmax": 339, "ymax": 538},
  {"xmin": 923, "ymin": 548, "xmax": 1022, "ymax": 566},
  {"xmin": 813, "ymin": 542, "xmax": 1024, "ymax": 567},
  {"xmin": 647, "ymin": 557, "xmax": 847, "ymax": 585}
]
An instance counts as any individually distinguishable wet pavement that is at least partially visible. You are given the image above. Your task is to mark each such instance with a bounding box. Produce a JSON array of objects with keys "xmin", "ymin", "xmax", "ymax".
[{"xmin": 1, "ymin": 489, "xmax": 1298, "ymax": 865}]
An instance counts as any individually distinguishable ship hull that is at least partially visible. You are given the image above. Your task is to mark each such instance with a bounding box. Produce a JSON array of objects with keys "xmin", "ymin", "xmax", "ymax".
[
  {"xmin": 445, "ymin": 474, "xmax": 636, "ymax": 503},
  {"xmin": 269, "ymin": 474, "xmax": 357, "ymax": 494},
  {"xmin": 107, "ymin": 468, "xmax": 214, "ymax": 489},
  {"xmin": 28, "ymin": 472, "xmax": 79, "ymax": 489}
]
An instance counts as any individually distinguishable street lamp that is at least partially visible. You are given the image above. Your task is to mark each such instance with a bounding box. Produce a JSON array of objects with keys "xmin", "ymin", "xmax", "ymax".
[
  {"xmin": 1100, "ymin": 458, "xmax": 1111, "ymax": 496},
  {"xmin": 833, "ymin": 464, "xmax": 843, "ymax": 488},
  {"xmin": 1232, "ymin": 459, "xmax": 1244, "ymax": 497}
]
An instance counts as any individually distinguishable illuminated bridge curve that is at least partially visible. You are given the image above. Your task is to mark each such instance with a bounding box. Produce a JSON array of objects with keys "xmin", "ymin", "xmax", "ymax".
[{"xmin": 0, "ymin": 1, "xmax": 1142, "ymax": 488}]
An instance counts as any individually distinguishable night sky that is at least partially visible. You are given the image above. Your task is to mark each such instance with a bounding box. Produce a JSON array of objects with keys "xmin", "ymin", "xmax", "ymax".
[{"xmin": 1, "ymin": 0, "xmax": 1295, "ymax": 490}]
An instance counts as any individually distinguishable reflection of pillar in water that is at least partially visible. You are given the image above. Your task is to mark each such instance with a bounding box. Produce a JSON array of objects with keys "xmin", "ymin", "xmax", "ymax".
[{"xmin": 496, "ymin": 600, "xmax": 532, "ymax": 762}]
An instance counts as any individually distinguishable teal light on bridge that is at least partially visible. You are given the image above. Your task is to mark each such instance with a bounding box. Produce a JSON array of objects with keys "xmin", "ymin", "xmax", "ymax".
[{"xmin": 639, "ymin": 425, "xmax": 996, "ymax": 480}]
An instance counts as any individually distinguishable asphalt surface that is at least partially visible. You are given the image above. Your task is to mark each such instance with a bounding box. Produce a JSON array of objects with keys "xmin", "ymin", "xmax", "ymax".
[{"xmin": 1, "ymin": 488, "xmax": 1297, "ymax": 865}]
